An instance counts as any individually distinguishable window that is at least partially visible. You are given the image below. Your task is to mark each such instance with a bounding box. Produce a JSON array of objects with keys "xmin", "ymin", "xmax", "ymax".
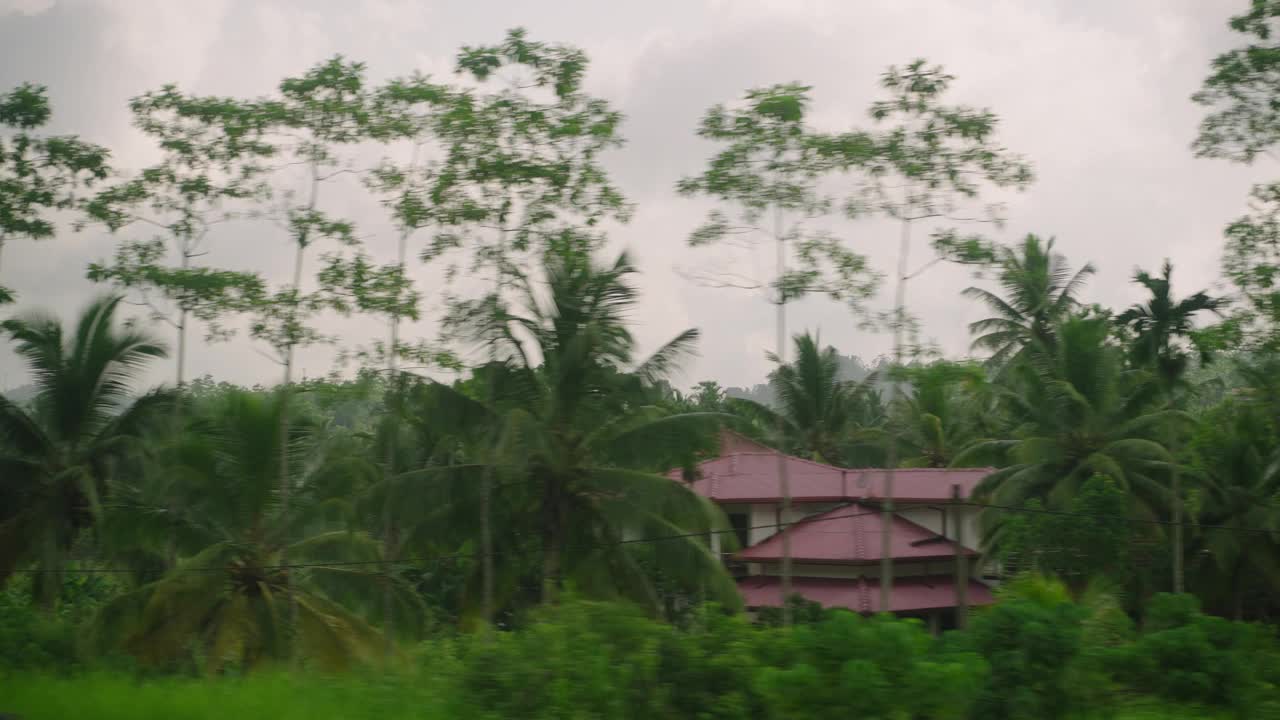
[{"xmin": 729, "ymin": 513, "xmax": 750, "ymax": 549}]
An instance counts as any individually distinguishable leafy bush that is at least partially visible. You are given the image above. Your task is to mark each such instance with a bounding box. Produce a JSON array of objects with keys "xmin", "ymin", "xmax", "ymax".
[
  {"xmin": 0, "ymin": 572, "xmax": 119, "ymax": 672},
  {"xmin": 4, "ymin": 587, "xmax": 1280, "ymax": 717},
  {"xmin": 757, "ymin": 610, "xmax": 985, "ymax": 720},
  {"xmin": 964, "ymin": 576, "xmax": 1092, "ymax": 720},
  {"xmin": 1108, "ymin": 593, "xmax": 1280, "ymax": 713},
  {"xmin": 445, "ymin": 599, "xmax": 675, "ymax": 720}
]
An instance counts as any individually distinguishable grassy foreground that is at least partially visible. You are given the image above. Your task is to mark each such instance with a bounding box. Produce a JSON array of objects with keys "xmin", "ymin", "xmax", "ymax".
[
  {"xmin": 0, "ymin": 673, "xmax": 1234, "ymax": 720},
  {"xmin": 0, "ymin": 673, "xmax": 452, "ymax": 720}
]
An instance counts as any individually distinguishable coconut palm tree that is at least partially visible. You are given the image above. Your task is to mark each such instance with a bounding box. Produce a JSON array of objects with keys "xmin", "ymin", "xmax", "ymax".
[
  {"xmin": 401, "ymin": 242, "xmax": 738, "ymax": 615},
  {"xmin": 729, "ymin": 332, "xmax": 877, "ymax": 465},
  {"xmin": 887, "ymin": 360, "xmax": 988, "ymax": 468},
  {"xmin": 1187, "ymin": 400, "xmax": 1280, "ymax": 619},
  {"xmin": 959, "ymin": 315, "xmax": 1173, "ymax": 551},
  {"xmin": 964, "ymin": 234, "xmax": 1095, "ymax": 369},
  {"xmin": 0, "ymin": 294, "xmax": 169, "ymax": 607},
  {"xmin": 92, "ymin": 390, "xmax": 420, "ymax": 671}
]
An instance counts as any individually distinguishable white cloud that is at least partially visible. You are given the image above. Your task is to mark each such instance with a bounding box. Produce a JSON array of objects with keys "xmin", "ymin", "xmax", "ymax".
[{"xmin": 0, "ymin": 0, "xmax": 53, "ymax": 17}]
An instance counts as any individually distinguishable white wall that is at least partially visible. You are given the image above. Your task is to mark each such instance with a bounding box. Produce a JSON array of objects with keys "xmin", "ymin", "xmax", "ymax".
[
  {"xmin": 897, "ymin": 504, "xmax": 982, "ymax": 549},
  {"xmin": 736, "ymin": 502, "xmax": 839, "ymax": 546}
]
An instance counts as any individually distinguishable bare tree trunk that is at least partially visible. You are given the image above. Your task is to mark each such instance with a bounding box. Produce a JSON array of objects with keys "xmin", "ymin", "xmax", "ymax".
[
  {"xmin": 880, "ymin": 211, "xmax": 912, "ymax": 614},
  {"xmin": 541, "ymin": 477, "xmax": 562, "ymax": 605},
  {"xmin": 382, "ymin": 227, "xmax": 409, "ymax": 658},
  {"xmin": 480, "ymin": 230, "xmax": 508, "ymax": 625},
  {"xmin": 774, "ymin": 206, "xmax": 793, "ymax": 627},
  {"xmin": 280, "ymin": 239, "xmax": 305, "ymax": 663},
  {"xmin": 166, "ymin": 248, "xmax": 192, "ymax": 572}
]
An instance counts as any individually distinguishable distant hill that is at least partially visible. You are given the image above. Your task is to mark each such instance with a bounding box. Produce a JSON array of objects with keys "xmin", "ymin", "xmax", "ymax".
[
  {"xmin": 2, "ymin": 384, "xmax": 37, "ymax": 405},
  {"xmin": 724, "ymin": 353, "xmax": 892, "ymax": 408}
]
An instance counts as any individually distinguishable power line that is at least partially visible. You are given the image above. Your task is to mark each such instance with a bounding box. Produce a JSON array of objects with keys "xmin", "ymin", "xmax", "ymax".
[
  {"xmin": 15, "ymin": 499, "xmax": 1277, "ymax": 577},
  {"xmin": 964, "ymin": 500, "xmax": 1280, "ymax": 536},
  {"xmin": 13, "ymin": 508, "xmax": 882, "ymax": 576}
]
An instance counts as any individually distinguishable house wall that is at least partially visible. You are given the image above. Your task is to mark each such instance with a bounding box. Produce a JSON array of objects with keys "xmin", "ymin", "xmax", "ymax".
[
  {"xmin": 897, "ymin": 504, "xmax": 982, "ymax": 549},
  {"xmin": 745, "ymin": 502, "xmax": 839, "ymax": 546},
  {"xmin": 753, "ymin": 560, "xmax": 963, "ymax": 580},
  {"xmin": 727, "ymin": 501, "xmax": 998, "ymax": 580},
  {"xmin": 728, "ymin": 502, "xmax": 983, "ymax": 551}
]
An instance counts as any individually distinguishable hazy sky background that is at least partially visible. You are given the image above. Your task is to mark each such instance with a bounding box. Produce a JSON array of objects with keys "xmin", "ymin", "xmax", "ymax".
[{"xmin": 0, "ymin": 0, "xmax": 1270, "ymax": 392}]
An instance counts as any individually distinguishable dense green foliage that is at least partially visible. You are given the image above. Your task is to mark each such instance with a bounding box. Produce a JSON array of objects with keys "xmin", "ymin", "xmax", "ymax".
[{"xmin": 3, "ymin": 590, "xmax": 1278, "ymax": 718}]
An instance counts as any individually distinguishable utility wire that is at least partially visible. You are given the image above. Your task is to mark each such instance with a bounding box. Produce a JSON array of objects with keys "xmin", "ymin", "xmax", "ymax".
[
  {"xmin": 16, "ymin": 499, "xmax": 1277, "ymax": 576},
  {"xmin": 15, "ymin": 508, "xmax": 882, "ymax": 575}
]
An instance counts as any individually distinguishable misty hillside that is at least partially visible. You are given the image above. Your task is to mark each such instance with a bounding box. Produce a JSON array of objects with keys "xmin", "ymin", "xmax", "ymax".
[
  {"xmin": 724, "ymin": 353, "xmax": 891, "ymax": 407},
  {"xmin": 2, "ymin": 384, "xmax": 37, "ymax": 405}
]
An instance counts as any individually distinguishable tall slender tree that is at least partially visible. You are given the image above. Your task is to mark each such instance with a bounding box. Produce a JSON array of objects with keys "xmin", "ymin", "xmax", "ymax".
[
  {"xmin": 0, "ymin": 83, "xmax": 110, "ymax": 304},
  {"xmin": 236, "ymin": 57, "xmax": 371, "ymax": 658},
  {"xmin": 838, "ymin": 59, "xmax": 1033, "ymax": 610},
  {"xmin": 434, "ymin": 29, "xmax": 632, "ymax": 623},
  {"xmin": 323, "ymin": 73, "xmax": 453, "ymax": 651},
  {"xmin": 678, "ymin": 83, "xmax": 879, "ymax": 623},
  {"xmin": 84, "ymin": 87, "xmax": 270, "ymax": 395}
]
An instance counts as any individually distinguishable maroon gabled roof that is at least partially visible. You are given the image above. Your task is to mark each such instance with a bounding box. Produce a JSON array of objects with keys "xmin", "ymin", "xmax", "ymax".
[
  {"xmin": 737, "ymin": 575, "xmax": 994, "ymax": 613},
  {"xmin": 735, "ymin": 503, "xmax": 979, "ymax": 564},
  {"xmin": 667, "ymin": 447, "xmax": 991, "ymax": 503}
]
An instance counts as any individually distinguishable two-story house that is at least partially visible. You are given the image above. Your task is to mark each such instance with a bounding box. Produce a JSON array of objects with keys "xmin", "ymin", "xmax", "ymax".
[{"xmin": 672, "ymin": 430, "xmax": 996, "ymax": 630}]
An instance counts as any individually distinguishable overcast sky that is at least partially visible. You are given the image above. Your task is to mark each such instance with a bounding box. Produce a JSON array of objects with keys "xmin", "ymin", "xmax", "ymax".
[{"xmin": 0, "ymin": 0, "xmax": 1270, "ymax": 392}]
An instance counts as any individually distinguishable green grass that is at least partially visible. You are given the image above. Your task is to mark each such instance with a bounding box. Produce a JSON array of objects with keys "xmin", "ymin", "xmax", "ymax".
[
  {"xmin": 0, "ymin": 672, "xmax": 452, "ymax": 720},
  {"xmin": 0, "ymin": 673, "xmax": 1249, "ymax": 720}
]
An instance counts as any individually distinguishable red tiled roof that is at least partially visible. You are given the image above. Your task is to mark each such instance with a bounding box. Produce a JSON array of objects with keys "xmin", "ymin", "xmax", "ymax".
[
  {"xmin": 736, "ymin": 503, "xmax": 978, "ymax": 564},
  {"xmin": 668, "ymin": 451, "xmax": 990, "ymax": 503},
  {"xmin": 737, "ymin": 575, "xmax": 994, "ymax": 613}
]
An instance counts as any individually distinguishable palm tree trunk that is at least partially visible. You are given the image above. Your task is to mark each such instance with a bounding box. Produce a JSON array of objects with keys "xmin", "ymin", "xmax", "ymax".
[
  {"xmin": 541, "ymin": 475, "xmax": 563, "ymax": 605},
  {"xmin": 1168, "ymin": 420, "xmax": 1184, "ymax": 594},
  {"xmin": 480, "ymin": 459, "xmax": 495, "ymax": 623},
  {"xmin": 774, "ymin": 205, "xmax": 793, "ymax": 627},
  {"xmin": 881, "ymin": 212, "xmax": 911, "ymax": 613},
  {"xmin": 1232, "ymin": 562, "xmax": 1244, "ymax": 621}
]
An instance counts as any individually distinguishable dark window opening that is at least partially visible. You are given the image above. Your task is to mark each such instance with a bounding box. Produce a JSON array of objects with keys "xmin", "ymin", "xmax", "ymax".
[{"xmin": 728, "ymin": 513, "xmax": 750, "ymax": 549}]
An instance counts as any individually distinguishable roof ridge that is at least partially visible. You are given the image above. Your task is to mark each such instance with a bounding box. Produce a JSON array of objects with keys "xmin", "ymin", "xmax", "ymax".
[{"xmin": 844, "ymin": 466, "xmax": 996, "ymax": 472}]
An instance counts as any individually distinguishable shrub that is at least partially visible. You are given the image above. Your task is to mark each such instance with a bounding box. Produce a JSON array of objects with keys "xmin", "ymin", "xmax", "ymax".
[
  {"xmin": 756, "ymin": 610, "xmax": 985, "ymax": 720},
  {"xmin": 1109, "ymin": 593, "xmax": 1280, "ymax": 713},
  {"xmin": 964, "ymin": 576, "xmax": 1090, "ymax": 720}
]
